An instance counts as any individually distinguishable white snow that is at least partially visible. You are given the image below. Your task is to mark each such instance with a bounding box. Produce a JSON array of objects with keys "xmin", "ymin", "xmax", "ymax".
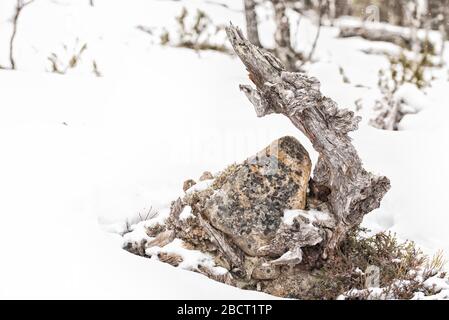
[
  {"xmin": 0, "ymin": 0, "xmax": 448, "ymax": 299},
  {"xmin": 271, "ymin": 247, "xmax": 303, "ymax": 265},
  {"xmin": 283, "ymin": 209, "xmax": 332, "ymax": 226},
  {"xmin": 282, "ymin": 210, "xmax": 302, "ymax": 226},
  {"xmin": 395, "ymin": 83, "xmax": 430, "ymax": 115},
  {"xmin": 185, "ymin": 179, "xmax": 215, "ymax": 194},
  {"xmin": 179, "ymin": 206, "xmax": 193, "ymax": 221}
]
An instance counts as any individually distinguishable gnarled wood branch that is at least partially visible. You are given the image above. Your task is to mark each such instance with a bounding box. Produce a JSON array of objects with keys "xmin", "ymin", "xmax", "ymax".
[
  {"xmin": 339, "ymin": 25, "xmax": 411, "ymax": 47},
  {"xmin": 226, "ymin": 24, "xmax": 390, "ymax": 255}
]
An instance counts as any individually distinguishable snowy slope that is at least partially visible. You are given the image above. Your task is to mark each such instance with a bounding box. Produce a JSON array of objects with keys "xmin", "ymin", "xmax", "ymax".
[
  {"xmin": 1, "ymin": 0, "xmax": 449, "ymax": 299},
  {"xmin": 0, "ymin": 68, "xmax": 277, "ymax": 299}
]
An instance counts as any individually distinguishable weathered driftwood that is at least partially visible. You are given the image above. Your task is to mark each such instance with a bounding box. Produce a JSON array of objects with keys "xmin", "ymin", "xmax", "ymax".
[
  {"xmin": 243, "ymin": 0, "xmax": 304, "ymax": 71},
  {"xmin": 428, "ymin": 0, "xmax": 449, "ymax": 38},
  {"xmin": 244, "ymin": 0, "xmax": 262, "ymax": 47},
  {"xmin": 226, "ymin": 25, "xmax": 390, "ymax": 256},
  {"xmin": 197, "ymin": 213, "xmax": 246, "ymax": 274},
  {"xmin": 271, "ymin": 0, "xmax": 300, "ymax": 71},
  {"xmin": 370, "ymin": 92, "xmax": 419, "ymax": 131},
  {"xmin": 370, "ymin": 98, "xmax": 402, "ymax": 131},
  {"xmin": 339, "ymin": 25, "xmax": 412, "ymax": 48}
]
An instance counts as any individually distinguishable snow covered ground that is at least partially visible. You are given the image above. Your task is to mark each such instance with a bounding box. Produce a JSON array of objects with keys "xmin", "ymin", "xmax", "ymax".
[{"xmin": 0, "ymin": 0, "xmax": 448, "ymax": 299}]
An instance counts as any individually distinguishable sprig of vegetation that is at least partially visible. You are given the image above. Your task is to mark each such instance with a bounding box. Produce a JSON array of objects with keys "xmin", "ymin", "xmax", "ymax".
[
  {"xmin": 308, "ymin": 228, "xmax": 445, "ymax": 300},
  {"xmin": 159, "ymin": 7, "xmax": 230, "ymax": 54}
]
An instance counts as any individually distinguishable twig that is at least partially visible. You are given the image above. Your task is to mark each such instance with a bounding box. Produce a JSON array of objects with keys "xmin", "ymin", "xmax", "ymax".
[
  {"xmin": 298, "ymin": 0, "xmax": 323, "ymax": 68},
  {"xmin": 9, "ymin": 0, "xmax": 35, "ymax": 70}
]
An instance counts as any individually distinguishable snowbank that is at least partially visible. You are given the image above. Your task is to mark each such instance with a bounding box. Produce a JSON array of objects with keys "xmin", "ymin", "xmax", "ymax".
[{"xmin": 1, "ymin": 0, "xmax": 449, "ymax": 298}]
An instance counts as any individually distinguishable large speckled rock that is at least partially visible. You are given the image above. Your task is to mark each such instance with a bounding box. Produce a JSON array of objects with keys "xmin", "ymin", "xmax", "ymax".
[
  {"xmin": 126, "ymin": 136, "xmax": 335, "ymax": 296},
  {"xmin": 202, "ymin": 136, "xmax": 312, "ymax": 256}
]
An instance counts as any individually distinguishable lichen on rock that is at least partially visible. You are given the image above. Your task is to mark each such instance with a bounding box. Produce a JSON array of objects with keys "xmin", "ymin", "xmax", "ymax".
[
  {"xmin": 159, "ymin": 136, "xmax": 335, "ymax": 287},
  {"xmin": 121, "ymin": 135, "xmax": 442, "ymax": 299},
  {"xmin": 201, "ymin": 136, "xmax": 313, "ymax": 256}
]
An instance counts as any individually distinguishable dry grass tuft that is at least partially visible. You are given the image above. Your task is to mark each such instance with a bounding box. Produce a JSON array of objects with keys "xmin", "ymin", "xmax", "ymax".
[
  {"xmin": 308, "ymin": 228, "xmax": 430, "ymax": 299},
  {"xmin": 160, "ymin": 7, "xmax": 230, "ymax": 54}
]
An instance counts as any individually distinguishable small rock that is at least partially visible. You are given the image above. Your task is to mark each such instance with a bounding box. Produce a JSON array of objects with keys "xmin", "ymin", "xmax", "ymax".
[
  {"xmin": 157, "ymin": 252, "xmax": 183, "ymax": 267},
  {"xmin": 199, "ymin": 171, "xmax": 214, "ymax": 181},
  {"xmin": 252, "ymin": 263, "xmax": 280, "ymax": 280},
  {"xmin": 146, "ymin": 230, "xmax": 175, "ymax": 249},
  {"xmin": 183, "ymin": 179, "xmax": 196, "ymax": 192},
  {"xmin": 198, "ymin": 265, "xmax": 234, "ymax": 285}
]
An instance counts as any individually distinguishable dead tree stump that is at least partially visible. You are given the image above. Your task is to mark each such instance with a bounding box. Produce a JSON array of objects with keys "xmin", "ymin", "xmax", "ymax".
[{"xmin": 226, "ymin": 24, "xmax": 390, "ymax": 258}]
